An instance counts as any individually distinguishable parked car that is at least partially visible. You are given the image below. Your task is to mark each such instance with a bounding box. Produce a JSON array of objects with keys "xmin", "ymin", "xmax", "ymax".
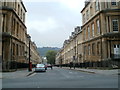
[{"xmin": 35, "ymin": 64, "xmax": 46, "ymax": 72}]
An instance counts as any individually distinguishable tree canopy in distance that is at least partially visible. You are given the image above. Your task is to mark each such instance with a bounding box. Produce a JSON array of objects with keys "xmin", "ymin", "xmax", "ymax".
[{"xmin": 46, "ymin": 50, "xmax": 57, "ymax": 64}]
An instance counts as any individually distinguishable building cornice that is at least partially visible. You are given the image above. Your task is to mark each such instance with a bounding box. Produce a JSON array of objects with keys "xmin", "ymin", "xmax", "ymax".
[
  {"xmin": 102, "ymin": 9, "xmax": 120, "ymax": 13},
  {"xmin": 81, "ymin": 9, "xmax": 120, "ymax": 29},
  {"xmin": 20, "ymin": 0, "xmax": 27, "ymax": 12},
  {"xmin": 82, "ymin": 33, "xmax": 120, "ymax": 44},
  {"xmin": 81, "ymin": 0, "xmax": 91, "ymax": 13},
  {"xmin": 1, "ymin": 7, "xmax": 27, "ymax": 29},
  {"xmin": 2, "ymin": 32, "xmax": 25, "ymax": 44}
]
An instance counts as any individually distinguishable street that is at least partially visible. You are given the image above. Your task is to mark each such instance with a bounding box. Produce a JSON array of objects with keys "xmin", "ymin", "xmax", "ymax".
[{"xmin": 2, "ymin": 67, "xmax": 118, "ymax": 88}]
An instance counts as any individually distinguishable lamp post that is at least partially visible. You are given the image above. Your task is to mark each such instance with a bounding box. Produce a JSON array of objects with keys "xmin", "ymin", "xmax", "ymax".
[{"xmin": 27, "ymin": 35, "xmax": 32, "ymax": 71}]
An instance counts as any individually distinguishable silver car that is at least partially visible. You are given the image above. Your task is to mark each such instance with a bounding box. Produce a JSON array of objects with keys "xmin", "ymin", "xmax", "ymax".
[{"xmin": 35, "ymin": 64, "xmax": 46, "ymax": 72}]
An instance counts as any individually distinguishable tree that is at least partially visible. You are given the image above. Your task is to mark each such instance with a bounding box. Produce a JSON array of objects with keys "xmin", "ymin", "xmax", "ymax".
[{"xmin": 46, "ymin": 50, "xmax": 57, "ymax": 64}]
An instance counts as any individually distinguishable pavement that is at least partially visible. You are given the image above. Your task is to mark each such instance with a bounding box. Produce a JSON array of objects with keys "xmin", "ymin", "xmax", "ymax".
[
  {"xmin": 62, "ymin": 67, "xmax": 120, "ymax": 75},
  {"xmin": 0, "ymin": 67, "xmax": 119, "ymax": 79},
  {"xmin": 0, "ymin": 68, "xmax": 35, "ymax": 79}
]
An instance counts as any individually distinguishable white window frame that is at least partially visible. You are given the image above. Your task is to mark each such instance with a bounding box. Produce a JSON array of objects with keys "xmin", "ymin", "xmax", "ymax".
[
  {"xmin": 2, "ymin": 14, "xmax": 6, "ymax": 32},
  {"xmin": 83, "ymin": 14, "xmax": 85, "ymax": 23},
  {"xmin": 112, "ymin": 19, "xmax": 119, "ymax": 32},
  {"xmin": 1, "ymin": 14, "xmax": 4, "ymax": 31},
  {"xmin": 88, "ymin": 45, "xmax": 91, "ymax": 55},
  {"xmin": 88, "ymin": 26, "xmax": 90, "ymax": 39},
  {"xmin": 84, "ymin": 46, "xmax": 86, "ymax": 55},
  {"xmin": 97, "ymin": 19, "xmax": 100, "ymax": 34},
  {"xmin": 92, "ymin": 23, "xmax": 94, "ymax": 37},
  {"xmin": 97, "ymin": 42, "xmax": 100, "ymax": 55},
  {"xmin": 95, "ymin": 0, "xmax": 99, "ymax": 11},
  {"xmin": 84, "ymin": 29, "xmax": 86, "ymax": 40},
  {"xmin": 90, "ymin": 4, "xmax": 93, "ymax": 16},
  {"xmin": 86, "ymin": 10, "xmax": 89, "ymax": 20},
  {"xmin": 3, "ymin": 0, "xmax": 7, "ymax": 6}
]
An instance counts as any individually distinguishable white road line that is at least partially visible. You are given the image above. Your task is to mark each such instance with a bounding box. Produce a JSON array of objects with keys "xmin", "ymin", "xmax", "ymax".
[
  {"xmin": 69, "ymin": 72, "xmax": 73, "ymax": 74},
  {"xmin": 28, "ymin": 73, "xmax": 36, "ymax": 77}
]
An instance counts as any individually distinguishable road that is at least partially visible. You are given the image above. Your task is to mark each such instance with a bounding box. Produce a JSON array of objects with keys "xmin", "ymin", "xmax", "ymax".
[{"xmin": 2, "ymin": 67, "xmax": 118, "ymax": 88}]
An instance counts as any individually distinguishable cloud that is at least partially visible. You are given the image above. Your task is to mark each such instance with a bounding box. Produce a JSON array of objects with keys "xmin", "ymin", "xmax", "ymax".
[
  {"xmin": 27, "ymin": 18, "xmax": 58, "ymax": 33},
  {"xmin": 59, "ymin": 0, "xmax": 84, "ymax": 11},
  {"xmin": 24, "ymin": 1, "xmax": 85, "ymax": 47}
]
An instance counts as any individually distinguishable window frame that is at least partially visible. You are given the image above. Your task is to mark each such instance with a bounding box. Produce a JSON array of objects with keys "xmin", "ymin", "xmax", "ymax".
[
  {"xmin": 92, "ymin": 43, "xmax": 95, "ymax": 55},
  {"xmin": 97, "ymin": 42, "xmax": 100, "ymax": 55},
  {"xmin": 83, "ymin": 14, "xmax": 85, "ymax": 23},
  {"xmin": 96, "ymin": 19, "xmax": 100, "ymax": 34},
  {"xmin": 111, "ymin": 0, "xmax": 117, "ymax": 6},
  {"xmin": 95, "ymin": 0, "xmax": 99, "ymax": 11},
  {"xmin": 84, "ymin": 46, "xmax": 86, "ymax": 55},
  {"xmin": 88, "ymin": 45, "xmax": 91, "ymax": 55},
  {"xmin": 112, "ymin": 19, "xmax": 119, "ymax": 32},
  {"xmin": 88, "ymin": 26, "xmax": 90, "ymax": 39},
  {"xmin": 86, "ymin": 10, "xmax": 89, "ymax": 20},
  {"xmin": 92, "ymin": 23, "xmax": 95, "ymax": 37}
]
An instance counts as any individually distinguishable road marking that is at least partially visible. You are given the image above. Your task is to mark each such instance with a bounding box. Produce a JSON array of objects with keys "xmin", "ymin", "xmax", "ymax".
[
  {"xmin": 69, "ymin": 71, "xmax": 77, "ymax": 74},
  {"xmin": 27, "ymin": 73, "xmax": 36, "ymax": 77},
  {"xmin": 69, "ymin": 72, "xmax": 73, "ymax": 74}
]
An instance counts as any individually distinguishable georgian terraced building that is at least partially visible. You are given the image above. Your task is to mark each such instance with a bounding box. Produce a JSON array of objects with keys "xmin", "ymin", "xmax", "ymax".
[
  {"xmin": 81, "ymin": 0, "xmax": 120, "ymax": 68},
  {"xmin": 56, "ymin": 0, "xmax": 120, "ymax": 68},
  {"xmin": 56, "ymin": 26, "xmax": 83, "ymax": 67},
  {"xmin": 0, "ymin": 0, "xmax": 42, "ymax": 71}
]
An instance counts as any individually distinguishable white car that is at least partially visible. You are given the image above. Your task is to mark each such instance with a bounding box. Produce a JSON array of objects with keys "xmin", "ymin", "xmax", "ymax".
[{"xmin": 35, "ymin": 64, "xmax": 46, "ymax": 72}]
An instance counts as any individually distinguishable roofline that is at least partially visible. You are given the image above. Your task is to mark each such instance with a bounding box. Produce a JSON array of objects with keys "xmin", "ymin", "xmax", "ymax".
[
  {"xmin": 81, "ymin": 2, "xmax": 90, "ymax": 13},
  {"xmin": 21, "ymin": 0, "xmax": 27, "ymax": 12}
]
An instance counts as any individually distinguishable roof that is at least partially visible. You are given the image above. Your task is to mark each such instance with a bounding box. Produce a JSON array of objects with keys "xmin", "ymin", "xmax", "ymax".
[
  {"xmin": 21, "ymin": 0, "xmax": 27, "ymax": 12},
  {"xmin": 81, "ymin": 0, "xmax": 91, "ymax": 13}
]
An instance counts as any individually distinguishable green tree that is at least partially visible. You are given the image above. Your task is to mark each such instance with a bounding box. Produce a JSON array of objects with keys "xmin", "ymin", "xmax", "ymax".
[{"xmin": 46, "ymin": 50, "xmax": 57, "ymax": 64}]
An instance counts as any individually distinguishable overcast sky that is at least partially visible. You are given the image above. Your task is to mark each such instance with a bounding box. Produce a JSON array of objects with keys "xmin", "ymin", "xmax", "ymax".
[{"xmin": 23, "ymin": 0, "xmax": 85, "ymax": 48}]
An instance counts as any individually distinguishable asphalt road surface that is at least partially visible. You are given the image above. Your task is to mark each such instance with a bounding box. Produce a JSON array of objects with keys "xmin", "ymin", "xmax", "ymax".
[{"xmin": 2, "ymin": 67, "xmax": 118, "ymax": 88}]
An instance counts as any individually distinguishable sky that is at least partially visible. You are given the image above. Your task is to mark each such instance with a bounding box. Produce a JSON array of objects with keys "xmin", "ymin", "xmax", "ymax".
[{"xmin": 23, "ymin": 0, "xmax": 85, "ymax": 48}]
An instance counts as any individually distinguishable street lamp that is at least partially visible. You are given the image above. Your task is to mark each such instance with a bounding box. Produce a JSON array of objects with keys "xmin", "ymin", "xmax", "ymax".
[{"xmin": 27, "ymin": 35, "xmax": 32, "ymax": 71}]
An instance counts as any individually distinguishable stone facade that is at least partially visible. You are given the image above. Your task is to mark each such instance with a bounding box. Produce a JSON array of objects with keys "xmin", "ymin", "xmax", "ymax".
[
  {"xmin": 56, "ymin": 0, "xmax": 120, "ymax": 68},
  {"xmin": 56, "ymin": 26, "xmax": 83, "ymax": 67},
  {"xmin": 0, "ymin": 0, "xmax": 42, "ymax": 71}
]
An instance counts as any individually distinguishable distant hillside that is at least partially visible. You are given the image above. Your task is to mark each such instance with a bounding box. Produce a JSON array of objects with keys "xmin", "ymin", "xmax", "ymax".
[{"xmin": 37, "ymin": 47, "xmax": 60, "ymax": 57}]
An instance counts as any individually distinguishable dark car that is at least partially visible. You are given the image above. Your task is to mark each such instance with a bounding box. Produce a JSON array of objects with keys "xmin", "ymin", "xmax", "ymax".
[
  {"xmin": 47, "ymin": 64, "xmax": 53, "ymax": 69},
  {"xmin": 47, "ymin": 64, "xmax": 51, "ymax": 67},
  {"xmin": 44, "ymin": 64, "xmax": 47, "ymax": 70}
]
